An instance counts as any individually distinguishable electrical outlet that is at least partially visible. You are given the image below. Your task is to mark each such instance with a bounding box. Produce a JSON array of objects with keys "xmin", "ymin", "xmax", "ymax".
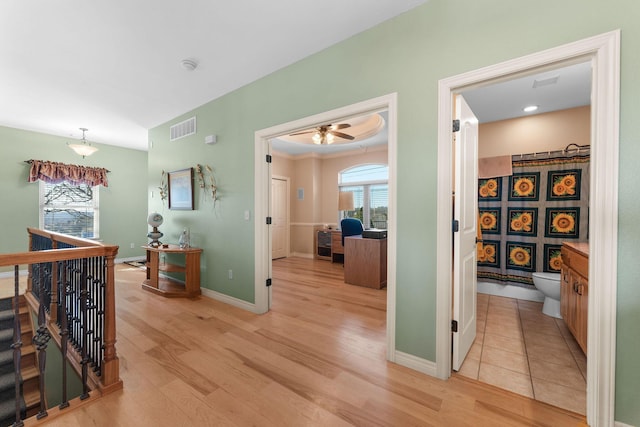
[
  {"xmin": 130, "ymin": 243, "xmax": 135, "ymax": 249},
  {"xmin": 228, "ymin": 269, "xmax": 233, "ymax": 280}
]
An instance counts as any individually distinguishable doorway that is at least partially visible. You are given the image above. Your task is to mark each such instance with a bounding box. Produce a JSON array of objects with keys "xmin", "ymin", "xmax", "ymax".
[
  {"xmin": 437, "ymin": 31, "xmax": 620, "ymax": 425},
  {"xmin": 254, "ymin": 93, "xmax": 398, "ymax": 360}
]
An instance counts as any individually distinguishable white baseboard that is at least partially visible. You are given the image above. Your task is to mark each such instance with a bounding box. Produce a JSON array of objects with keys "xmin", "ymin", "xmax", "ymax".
[
  {"xmin": 478, "ymin": 281, "xmax": 544, "ymax": 302},
  {"xmin": 290, "ymin": 252, "xmax": 314, "ymax": 259},
  {"xmin": 393, "ymin": 350, "xmax": 437, "ymax": 377},
  {"xmin": 615, "ymin": 421, "xmax": 636, "ymax": 427},
  {"xmin": 0, "ymin": 269, "xmax": 28, "ymax": 279},
  {"xmin": 116, "ymin": 256, "xmax": 146, "ymax": 264},
  {"xmin": 200, "ymin": 287, "xmax": 259, "ymax": 313}
]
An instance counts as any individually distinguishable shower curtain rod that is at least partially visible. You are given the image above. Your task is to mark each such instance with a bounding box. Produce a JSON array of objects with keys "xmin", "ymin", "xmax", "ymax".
[{"xmin": 514, "ymin": 143, "xmax": 590, "ymax": 159}]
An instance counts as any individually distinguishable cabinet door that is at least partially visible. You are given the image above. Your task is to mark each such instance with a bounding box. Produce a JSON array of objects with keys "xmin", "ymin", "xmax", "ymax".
[
  {"xmin": 575, "ymin": 276, "xmax": 588, "ymax": 353},
  {"xmin": 560, "ymin": 267, "xmax": 571, "ymax": 321}
]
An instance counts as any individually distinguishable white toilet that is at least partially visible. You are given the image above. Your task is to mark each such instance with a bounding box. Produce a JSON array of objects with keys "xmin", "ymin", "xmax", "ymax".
[{"xmin": 532, "ymin": 272, "xmax": 562, "ymax": 318}]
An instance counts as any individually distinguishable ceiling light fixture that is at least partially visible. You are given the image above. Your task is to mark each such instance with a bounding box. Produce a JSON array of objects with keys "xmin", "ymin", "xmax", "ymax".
[
  {"xmin": 181, "ymin": 59, "xmax": 198, "ymax": 71},
  {"xmin": 523, "ymin": 105, "xmax": 539, "ymax": 113},
  {"xmin": 68, "ymin": 127, "xmax": 98, "ymax": 158}
]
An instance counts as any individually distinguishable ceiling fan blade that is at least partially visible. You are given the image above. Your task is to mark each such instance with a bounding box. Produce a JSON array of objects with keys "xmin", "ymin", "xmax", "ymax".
[
  {"xmin": 289, "ymin": 129, "xmax": 316, "ymax": 136},
  {"xmin": 330, "ymin": 131, "xmax": 355, "ymax": 140},
  {"xmin": 330, "ymin": 123, "xmax": 351, "ymax": 130}
]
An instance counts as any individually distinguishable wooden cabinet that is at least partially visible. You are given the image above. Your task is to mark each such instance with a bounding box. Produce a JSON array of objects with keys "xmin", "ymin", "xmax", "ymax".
[
  {"xmin": 142, "ymin": 245, "xmax": 202, "ymax": 298},
  {"xmin": 560, "ymin": 242, "xmax": 589, "ymax": 354},
  {"xmin": 330, "ymin": 231, "xmax": 344, "ymax": 263},
  {"xmin": 344, "ymin": 236, "xmax": 387, "ymax": 289}
]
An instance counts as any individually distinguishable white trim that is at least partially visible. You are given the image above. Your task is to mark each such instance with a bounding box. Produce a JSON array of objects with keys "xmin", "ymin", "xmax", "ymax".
[
  {"xmin": 393, "ymin": 351, "xmax": 437, "ymax": 377},
  {"xmin": 290, "ymin": 252, "xmax": 314, "ymax": 259},
  {"xmin": 200, "ymin": 287, "xmax": 260, "ymax": 314},
  {"xmin": 0, "ymin": 269, "xmax": 28, "ymax": 279},
  {"xmin": 115, "ymin": 256, "xmax": 146, "ymax": 264},
  {"xmin": 614, "ymin": 422, "xmax": 636, "ymax": 427},
  {"xmin": 436, "ymin": 30, "xmax": 619, "ymax": 427},
  {"xmin": 477, "ymin": 281, "xmax": 544, "ymax": 302},
  {"xmin": 254, "ymin": 93, "xmax": 398, "ymax": 360}
]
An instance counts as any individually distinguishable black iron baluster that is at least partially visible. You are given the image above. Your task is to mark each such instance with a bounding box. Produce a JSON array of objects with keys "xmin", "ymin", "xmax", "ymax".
[
  {"xmin": 59, "ymin": 261, "xmax": 70, "ymax": 410},
  {"xmin": 80, "ymin": 258, "xmax": 89, "ymax": 400},
  {"xmin": 11, "ymin": 265, "xmax": 24, "ymax": 427},
  {"xmin": 34, "ymin": 269, "xmax": 51, "ymax": 420}
]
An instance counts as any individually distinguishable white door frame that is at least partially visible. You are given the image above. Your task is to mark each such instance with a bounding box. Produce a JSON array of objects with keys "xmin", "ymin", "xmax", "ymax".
[
  {"xmin": 254, "ymin": 93, "xmax": 398, "ymax": 360},
  {"xmin": 436, "ymin": 31, "xmax": 619, "ymax": 426}
]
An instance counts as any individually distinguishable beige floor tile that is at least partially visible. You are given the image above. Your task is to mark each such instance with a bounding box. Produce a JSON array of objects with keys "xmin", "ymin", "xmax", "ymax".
[
  {"xmin": 523, "ymin": 330, "xmax": 569, "ymax": 351},
  {"xmin": 525, "ymin": 342, "xmax": 578, "ymax": 367},
  {"xmin": 489, "ymin": 296, "xmax": 518, "ymax": 307},
  {"xmin": 520, "ymin": 319, "xmax": 562, "ymax": 337},
  {"xmin": 457, "ymin": 357, "xmax": 480, "ymax": 380},
  {"xmin": 478, "ymin": 363, "xmax": 533, "ymax": 398},
  {"xmin": 481, "ymin": 346, "xmax": 529, "ymax": 375},
  {"xmin": 476, "ymin": 318, "xmax": 486, "ymax": 333},
  {"xmin": 467, "ymin": 341, "xmax": 483, "ymax": 361},
  {"xmin": 532, "ymin": 377, "xmax": 586, "ymax": 415},
  {"xmin": 483, "ymin": 332, "xmax": 526, "ymax": 355},
  {"xmin": 484, "ymin": 322, "xmax": 523, "ymax": 340},
  {"xmin": 529, "ymin": 358, "xmax": 586, "ymax": 391}
]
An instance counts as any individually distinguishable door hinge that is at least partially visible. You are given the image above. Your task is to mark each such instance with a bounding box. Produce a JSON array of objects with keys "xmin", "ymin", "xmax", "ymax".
[
  {"xmin": 451, "ymin": 320, "xmax": 458, "ymax": 333},
  {"xmin": 266, "ymin": 217, "xmax": 272, "ymax": 225},
  {"xmin": 266, "ymin": 154, "xmax": 272, "ymax": 163},
  {"xmin": 452, "ymin": 119, "xmax": 460, "ymax": 132},
  {"xmin": 452, "ymin": 219, "xmax": 459, "ymax": 233},
  {"xmin": 266, "ymin": 278, "xmax": 272, "ymax": 287}
]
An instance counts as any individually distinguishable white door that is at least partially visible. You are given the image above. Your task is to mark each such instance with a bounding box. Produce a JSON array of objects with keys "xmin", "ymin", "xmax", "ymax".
[
  {"xmin": 452, "ymin": 94, "xmax": 479, "ymax": 371},
  {"xmin": 271, "ymin": 177, "xmax": 288, "ymax": 260}
]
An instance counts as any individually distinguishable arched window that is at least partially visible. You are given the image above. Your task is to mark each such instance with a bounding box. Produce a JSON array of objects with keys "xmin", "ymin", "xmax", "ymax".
[{"xmin": 338, "ymin": 164, "xmax": 388, "ymax": 229}]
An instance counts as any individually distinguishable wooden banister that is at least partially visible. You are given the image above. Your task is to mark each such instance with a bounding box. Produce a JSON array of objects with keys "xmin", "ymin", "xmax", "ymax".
[{"xmin": 0, "ymin": 228, "xmax": 122, "ymax": 396}]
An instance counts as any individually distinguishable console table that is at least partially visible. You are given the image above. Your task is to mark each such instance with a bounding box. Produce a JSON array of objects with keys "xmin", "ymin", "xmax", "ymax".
[{"xmin": 142, "ymin": 245, "xmax": 202, "ymax": 298}]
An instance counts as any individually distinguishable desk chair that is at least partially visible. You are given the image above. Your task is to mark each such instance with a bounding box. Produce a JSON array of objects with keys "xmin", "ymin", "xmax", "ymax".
[{"xmin": 341, "ymin": 218, "xmax": 364, "ymax": 246}]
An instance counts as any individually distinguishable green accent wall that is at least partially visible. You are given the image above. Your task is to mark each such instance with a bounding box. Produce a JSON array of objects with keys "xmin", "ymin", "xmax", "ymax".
[
  {"xmin": 0, "ymin": 126, "xmax": 148, "ymax": 262},
  {"xmin": 109, "ymin": 1, "xmax": 640, "ymax": 424}
]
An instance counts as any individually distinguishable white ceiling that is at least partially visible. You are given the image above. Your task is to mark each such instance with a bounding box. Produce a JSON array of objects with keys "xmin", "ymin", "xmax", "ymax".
[
  {"xmin": 0, "ymin": 0, "xmax": 427, "ymax": 151},
  {"xmin": 462, "ymin": 61, "xmax": 592, "ymax": 123},
  {"xmin": 1, "ymin": 2, "xmax": 591, "ymax": 154}
]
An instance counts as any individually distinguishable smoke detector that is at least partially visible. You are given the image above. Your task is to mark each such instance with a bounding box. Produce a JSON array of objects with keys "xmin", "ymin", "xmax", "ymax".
[{"xmin": 181, "ymin": 59, "xmax": 198, "ymax": 71}]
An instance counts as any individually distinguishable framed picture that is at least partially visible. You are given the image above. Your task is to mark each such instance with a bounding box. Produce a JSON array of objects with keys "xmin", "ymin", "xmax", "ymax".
[{"xmin": 168, "ymin": 168, "xmax": 194, "ymax": 210}]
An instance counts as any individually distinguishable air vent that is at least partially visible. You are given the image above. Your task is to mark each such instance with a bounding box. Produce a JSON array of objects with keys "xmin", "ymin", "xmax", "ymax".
[
  {"xmin": 170, "ymin": 117, "xmax": 197, "ymax": 141},
  {"xmin": 532, "ymin": 76, "xmax": 559, "ymax": 88}
]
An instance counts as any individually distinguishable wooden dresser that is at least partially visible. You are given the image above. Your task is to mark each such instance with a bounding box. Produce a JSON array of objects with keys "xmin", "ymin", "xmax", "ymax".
[{"xmin": 560, "ymin": 242, "xmax": 589, "ymax": 354}]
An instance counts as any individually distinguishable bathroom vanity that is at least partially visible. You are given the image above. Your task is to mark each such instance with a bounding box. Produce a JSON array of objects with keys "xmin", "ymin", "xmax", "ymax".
[{"xmin": 560, "ymin": 242, "xmax": 589, "ymax": 354}]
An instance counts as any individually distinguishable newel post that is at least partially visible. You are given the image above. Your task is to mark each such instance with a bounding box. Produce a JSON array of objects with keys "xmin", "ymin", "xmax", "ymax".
[{"xmin": 100, "ymin": 253, "xmax": 121, "ymax": 392}]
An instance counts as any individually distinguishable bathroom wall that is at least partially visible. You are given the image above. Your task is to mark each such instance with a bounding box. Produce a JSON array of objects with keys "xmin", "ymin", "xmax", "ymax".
[{"xmin": 479, "ymin": 106, "xmax": 590, "ymax": 157}]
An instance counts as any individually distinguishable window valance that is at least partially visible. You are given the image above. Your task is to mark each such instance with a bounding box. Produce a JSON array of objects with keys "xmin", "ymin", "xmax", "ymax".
[{"xmin": 26, "ymin": 159, "xmax": 109, "ymax": 187}]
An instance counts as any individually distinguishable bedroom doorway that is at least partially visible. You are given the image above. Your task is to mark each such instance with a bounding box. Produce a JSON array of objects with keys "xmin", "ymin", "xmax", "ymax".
[
  {"xmin": 438, "ymin": 31, "xmax": 619, "ymax": 425},
  {"xmin": 254, "ymin": 93, "xmax": 398, "ymax": 361}
]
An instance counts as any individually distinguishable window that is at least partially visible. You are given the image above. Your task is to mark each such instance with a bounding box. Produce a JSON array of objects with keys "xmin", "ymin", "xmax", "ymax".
[
  {"xmin": 39, "ymin": 181, "xmax": 99, "ymax": 238},
  {"xmin": 339, "ymin": 164, "xmax": 388, "ymax": 229}
]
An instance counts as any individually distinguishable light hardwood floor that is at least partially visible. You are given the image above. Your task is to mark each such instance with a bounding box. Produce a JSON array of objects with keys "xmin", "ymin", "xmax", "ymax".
[{"xmin": 14, "ymin": 257, "xmax": 586, "ymax": 426}]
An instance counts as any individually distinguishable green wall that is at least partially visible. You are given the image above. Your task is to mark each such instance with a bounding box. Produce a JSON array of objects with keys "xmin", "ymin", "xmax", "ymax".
[
  {"xmin": 148, "ymin": 1, "xmax": 640, "ymax": 424},
  {"xmin": 0, "ymin": 126, "xmax": 148, "ymax": 261}
]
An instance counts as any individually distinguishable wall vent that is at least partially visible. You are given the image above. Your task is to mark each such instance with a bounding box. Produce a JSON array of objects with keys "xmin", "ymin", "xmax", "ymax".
[{"xmin": 170, "ymin": 117, "xmax": 197, "ymax": 141}]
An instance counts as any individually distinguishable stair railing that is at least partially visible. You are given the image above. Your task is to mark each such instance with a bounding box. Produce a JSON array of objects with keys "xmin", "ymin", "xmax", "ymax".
[{"xmin": 0, "ymin": 228, "xmax": 121, "ymax": 426}]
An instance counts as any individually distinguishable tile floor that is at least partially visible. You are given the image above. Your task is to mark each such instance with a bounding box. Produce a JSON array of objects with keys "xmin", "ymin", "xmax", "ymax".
[{"xmin": 457, "ymin": 294, "xmax": 587, "ymax": 415}]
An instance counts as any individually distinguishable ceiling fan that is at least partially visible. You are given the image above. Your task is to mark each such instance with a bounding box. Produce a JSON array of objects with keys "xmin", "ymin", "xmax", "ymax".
[{"xmin": 290, "ymin": 123, "xmax": 355, "ymax": 145}]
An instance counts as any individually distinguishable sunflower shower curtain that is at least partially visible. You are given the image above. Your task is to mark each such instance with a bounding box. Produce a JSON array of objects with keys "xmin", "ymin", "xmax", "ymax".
[{"xmin": 477, "ymin": 150, "xmax": 590, "ymax": 288}]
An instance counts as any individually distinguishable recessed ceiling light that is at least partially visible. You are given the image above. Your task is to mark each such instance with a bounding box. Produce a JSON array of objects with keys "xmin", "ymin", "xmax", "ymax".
[{"xmin": 523, "ymin": 105, "xmax": 538, "ymax": 113}]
